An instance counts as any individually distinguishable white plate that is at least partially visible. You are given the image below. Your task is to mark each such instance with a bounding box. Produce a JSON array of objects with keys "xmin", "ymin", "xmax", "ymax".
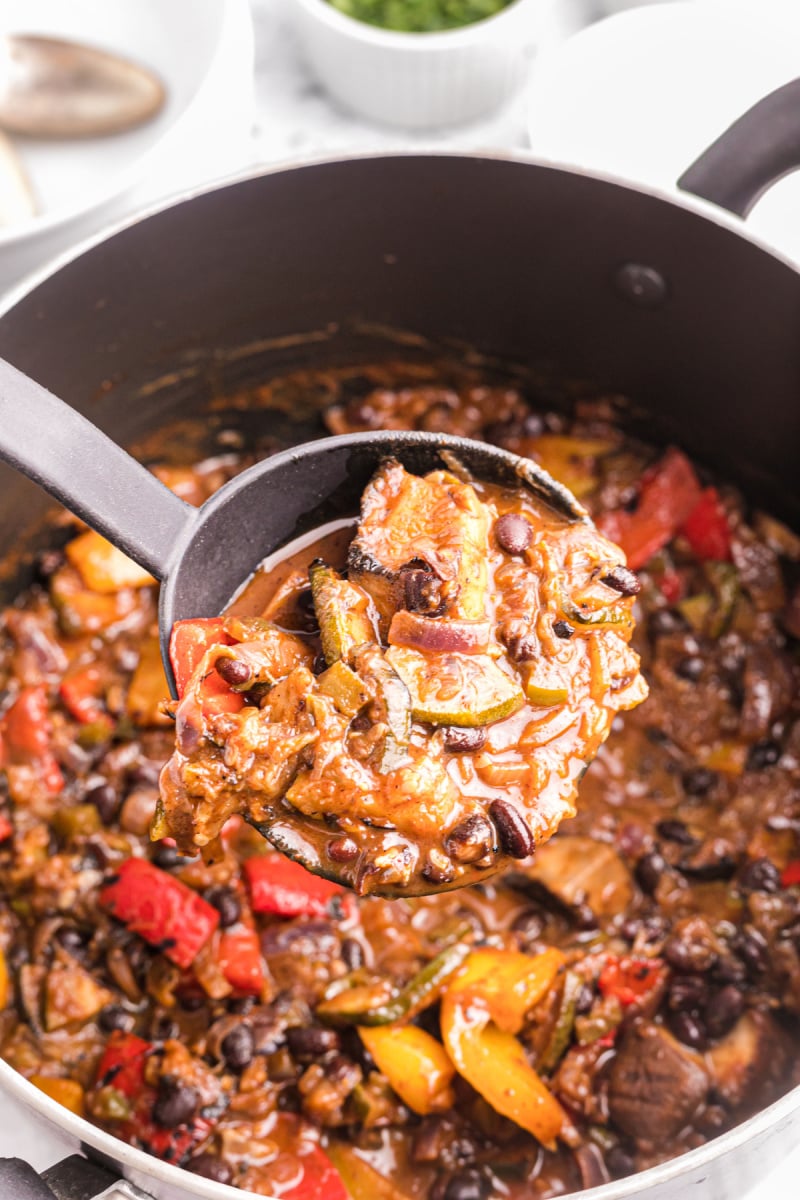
[
  {"xmin": 0, "ymin": 0, "xmax": 243, "ymax": 248},
  {"xmin": 525, "ymin": 0, "xmax": 800, "ymax": 265}
]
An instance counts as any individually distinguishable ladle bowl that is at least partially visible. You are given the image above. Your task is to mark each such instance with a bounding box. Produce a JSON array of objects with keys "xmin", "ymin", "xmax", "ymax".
[
  {"xmin": 0, "ymin": 354, "xmax": 591, "ymax": 891},
  {"xmin": 0, "ymin": 355, "xmax": 589, "ymax": 692}
]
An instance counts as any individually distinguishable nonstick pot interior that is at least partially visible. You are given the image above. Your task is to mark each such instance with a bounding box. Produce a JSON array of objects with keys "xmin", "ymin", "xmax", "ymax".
[{"xmin": 0, "ymin": 154, "xmax": 800, "ymax": 1200}]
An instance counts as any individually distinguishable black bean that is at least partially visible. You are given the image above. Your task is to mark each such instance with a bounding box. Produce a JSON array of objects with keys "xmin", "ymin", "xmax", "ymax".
[
  {"xmin": 649, "ymin": 609, "xmax": 686, "ymax": 637},
  {"xmin": 151, "ymin": 842, "xmax": 180, "ymax": 870},
  {"xmin": 129, "ymin": 760, "xmax": 162, "ymax": 788},
  {"xmin": 402, "ymin": 569, "xmax": 443, "ymax": 615},
  {"xmin": 738, "ymin": 857, "xmax": 781, "ymax": 894},
  {"xmin": 153, "ymin": 1080, "xmax": 198, "ymax": 1128},
  {"xmin": 445, "ymin": 815, "xmax": 496, "ymax": 864},
  {"xmin": 575, "ymin": 984, "xmax": 594, "ymax": 1015},
  {"xmin": 655, "ymin": 819, "xmax": 696, "ymax": 845},
  {"xmin": 205, "ymin": 886, "xmax": 241, "ymax": 928},
  {"xmin": 341, "ymin": 937, "xmax": 364, "ymax": 971},
  {"xmin": 443, "ymin": 726, "xmax": 487, "ymax": 753},
  {"xmin": 747, "ymin": 739, "xmax": 781, "ymax": 770},
  {"xmin": 675, "ymin": 655, "xmax": 704, "ymax": 682},
  {"xmin": 663, "ymin": 934, "xmax": 716, "ymax": 974},
  {"xmin": 669, "ymin": 1010, "xmax": 707, "ymax": 1050},
  {"xmin": 215, "ymin": 656, "xmax": 251, "ymax": 688},
  {"xmin": 735, "ymin": 928, "xmax": 769, "ymax": 976},
  {"xmin": 605, "ymin": 1146, "xmax": 636, "ymax": 1177},
  {"xmin": 553, "ymin": 619, "xmax": 575, "ymax": 639},
  {"xmin": 443, "ymin": 1167, "xmax": 490, "ymax": 1200},
  {"xmin": 328, "ymin": 836, "xmax": 359, "ymax": 863},
  {"xmin": 667, "ymin": 975, "xmax": 707, "ymax": 1013},
  {"xmin": 682, "ymin": 766, "xmax": 717, "ymax": 797},
  {"xmin": 635, "ymin": 850, "xmax": 667, "ymax": 894},
  {"xmin": 55, "ymin": 926, "xmax": 87, "ymax": 955},
  {"xmin": 187, "ymin": 1154, "xmax": 232, "ymax": 1185},
  {"xmin": 495, "ymin": 513, "xmax": 533, "ymax": 555},
  {"xmin": 149, "ymin": 1016, "xmax": 180, "ymax": 1042},
  {"xmin": 704, "ymin": 985, "xmax": 744, "ymax": 1039},
  {"xmin": 87, "ymin": 782, "xmax": 119, "ymax": 826},
  {"xmin": 489, "ymin": 799, "xmax": 534, "ymax": 859},
  {"xmin": 287, "ymin": 1026, "xmax": 341, "ymax": 1062},
  {"xmin": 600, "ymin": 566, "xmax": 641, "ymax": 596},
  {"xmin": 712, "ymin": 955, "xmax": 747, "ymax": 986},
  {"xmin": 98, "ymin": 1004, "xmax": 135, "ymax": 1034},
  {"xmin": 35, "ymin": 548, "xmax": 65, "ymax": 580},
  {"xmin": 503, "ymin": 633, "xmax": 537, "ymax": 662},
  {"xmin": 511, "ymin": 909, "xmax": 545, "ymax": 942},
  {"xmin": 221, "ymin": 1024, "xmax": 255, "ymax": 1072},
  {"xmin": 572, "ymin": 902, "xmax": 598, "ymax": 931}
]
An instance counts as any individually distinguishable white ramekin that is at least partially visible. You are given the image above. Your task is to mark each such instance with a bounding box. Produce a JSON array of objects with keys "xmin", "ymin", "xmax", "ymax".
[{"xmin": 286, "ymin": 0, "xmax": 557, "ymax": 129}]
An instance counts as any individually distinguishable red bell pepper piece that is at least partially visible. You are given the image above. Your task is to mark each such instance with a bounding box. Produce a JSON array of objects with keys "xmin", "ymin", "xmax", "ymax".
[
  {"xmin": 244, "ymin": 854, "xmax": 345, "ymax": 919},
  {"xmin": 99, "ymin": 858, "xmax": 219, "ymax": 969},
  {"xmin": 170, "ymin": 618, "xmax": 233, "ymax": 697},
  {"xmin": 281, "ymin": 1145, "xmax": 348, "ymax": 1200},
  {"xmin": 94, "ymin": 1032, "xmax": 216, "ymax": 1164},
  {"xmin": 656, "ymin": 567, "xmax": 684, "ymax": 605},
  {"xmin": 60, "ymin": 664, "xmax": 113, "ymax": 729},
  {"xmin": 680, "ymin": 487, "xmax": 733, "ymax": 562},
  {"xmin": 598, "ymin": 448, "xmax": 703, "ymax": 570},
  {"xmin": 3, "ymin": 686, "xmax": 63, "ymax": 794},
  {"xmin": 598, "ymin": 956, "xmax": 665, "ymax": 1008},
  {"xmin": 781, "ymin": 860, "xmax": 800, "ymax": 888},
  {"xmin": 218, "ymin": 924, "xmax": 265, "ymax": 994},
  {"xmin": 0, "ymin": 814, "xmax": 13, "ymax": 842}
]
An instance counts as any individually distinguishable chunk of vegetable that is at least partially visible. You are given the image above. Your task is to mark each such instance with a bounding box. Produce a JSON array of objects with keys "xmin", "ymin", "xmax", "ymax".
[
  {"xmin": 318, "ymin": 938, "xmax": 472, "ymax": 1026},
  {"xmin": 388, "ymin": 610, "xmax": 491, "ymax": 655},
  {"xmin": 66, "ymin": 530, "xmax": 155, "ymax": 592},
  {"xmin": 282, "ymin": 1145, "xmax": 348, "ymax": 1200},
  {"xmin": 217, "ymin": 924, "xmax": 265, "ymax": 995},
  {"xmin": 126, "ymin": 636, "xmax": 172, "ymax": 726},
  {"xmin": 353, "ymin": 645, "xmax": 412, "ymax": 771},
  {"xmin": 358, "ymin": 1024, "xmax": 455, "ymax": 1114},
  {"xmin": 310, "ymin": 562, "xmax": 377, "ymax": 665},
  {"xmin": 386, "ymin": 647, "xmax": 524, "ymax": 727},
  {"xmin": 450, "ymin": 947, "xmax": 565, "ymax": 1034},
  {"xmin": 0, "ymin": 949, "xmax": 9, "ymax": 1009},
  {"xmin": 60, "ymin": 664, "xmax": 113, "ymax": 729},
  {"xmin": 244, "ymin": 853, "xmax": 345, "ymax": 918},
  {"xmin": 326, "ymin": 1142, "xmax": 411, "ymax": 1200},
  {"xmin": 441, "ymin": 956, "xmax": 566, "ymax": 1148},
  {"xmin": 317, "ymin": 660, "xmax": 371, "ymax": 717},
  {"xmin": 29, "ymin": 1075, "xmax": 84, "ymax": 1116},
  {"xmin": 598, "ymin": 956, "xmax": 665, "ymax": 1008},
  {"xmin": 682, "ymin": 487, "xmax": 733, "ymax": 562},
  {"xmin": 99, "ymin": 858, "xmax": 219, "ymax": 969},
  {"xmin": 3, "ymin": 686, "xmax": 63, "ymax": 794},
  {"xmin": 169, "ymin": 618, "xmax": 233, "ymax": 697},
  {"xmin": 598, "ymin": 448, "xmax": 703, "ymax": 570},
  {"xmin": 523, "ymin": 835, "xmax": 633, "ymax": 917}
]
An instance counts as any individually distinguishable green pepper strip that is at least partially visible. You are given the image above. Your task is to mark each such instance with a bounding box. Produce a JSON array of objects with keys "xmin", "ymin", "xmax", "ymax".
[
  {"xmin": 319, "ymin": 936, "xmax": 472, "ymax": 1027},
  {"xmin": 538, "ymin": 969, "xmax": 583, "ymax": 1075},
  {"xmin": 560, "ymin": 595, "xmax": 630, "ymax": 628}
]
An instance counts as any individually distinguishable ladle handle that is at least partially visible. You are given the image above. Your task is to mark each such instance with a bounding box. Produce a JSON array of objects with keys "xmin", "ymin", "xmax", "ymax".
[{"xmin": 0, "ymin": 357, "xmax": 193, "ymax": 580}]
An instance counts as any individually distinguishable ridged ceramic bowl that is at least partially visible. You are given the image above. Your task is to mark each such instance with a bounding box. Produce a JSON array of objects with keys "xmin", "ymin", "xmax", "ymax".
[{"xmin": 287, "ymin": 0, "xmax": 557, "ymax": 128}]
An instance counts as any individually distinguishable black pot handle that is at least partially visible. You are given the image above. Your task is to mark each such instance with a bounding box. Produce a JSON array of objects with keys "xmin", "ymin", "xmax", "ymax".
[
  {"xmin": 0, "ymin": 1153, "xmax": 145, "ymax": 1199},
  {"xmin": 678, "ymin": 77, "xmax": 800, "ymax": 216}
]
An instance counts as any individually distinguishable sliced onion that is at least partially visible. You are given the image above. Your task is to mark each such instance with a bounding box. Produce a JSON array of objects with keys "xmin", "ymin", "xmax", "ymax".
[{"xmin": 388, "ymin": 610, "xmax": 491, "ymax": 655}]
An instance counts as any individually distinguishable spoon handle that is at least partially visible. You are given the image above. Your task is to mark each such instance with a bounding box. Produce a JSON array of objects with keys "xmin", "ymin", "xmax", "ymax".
[{"xmin": 0, "ymin": 357, "xmax": 194, "ymax": 580}]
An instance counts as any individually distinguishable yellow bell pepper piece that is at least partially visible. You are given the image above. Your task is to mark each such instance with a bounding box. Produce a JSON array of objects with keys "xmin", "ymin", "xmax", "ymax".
[
  {"xmin": 0, "ymin": 948, "xmax": 8, "ymax": 1008},
  {"xmin": 359, "ymin": 1023, "xmax": 455, "ymax": 1115},
  {"xmin": 29, "ymin": 1075, "xmax": 85, "ymax": 1116},
  {"xmin": 450, "ymin": 946, "xmax": 565, "ymax": 1034},
  {"xmin": 126, "ymin": 636, "xmax": 171, "ymax": 727},
  {"xmin": 326, "ymin": 1141, "xmax": 413, "ymax": 1200},
  {"xmin": 66, "ymin": 531, "xmax": 155, "ymax": 594},
  {"xmin": 441, "ymin": 947, "xmax": 566, "ymax": 1148},
  {"xmin": 530, "ymin": 435, "xmax": 617, "ymax": 499}
]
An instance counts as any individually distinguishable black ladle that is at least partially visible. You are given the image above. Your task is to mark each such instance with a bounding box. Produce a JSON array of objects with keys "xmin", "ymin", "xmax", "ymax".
[{"xmin": 0, "ymin": 357, "xmax": 589, "ymax": 887}]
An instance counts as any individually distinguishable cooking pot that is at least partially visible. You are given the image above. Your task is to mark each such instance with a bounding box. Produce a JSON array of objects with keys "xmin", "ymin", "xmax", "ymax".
[{"xmin": 0, "ymin": 78, "xmax": 799, "ymax": 1200}]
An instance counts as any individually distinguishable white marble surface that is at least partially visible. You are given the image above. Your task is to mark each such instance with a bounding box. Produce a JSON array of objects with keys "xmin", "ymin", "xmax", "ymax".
[{"xmin": 1, "ymin": 1, "xmax": 800, "ymax": 1197}]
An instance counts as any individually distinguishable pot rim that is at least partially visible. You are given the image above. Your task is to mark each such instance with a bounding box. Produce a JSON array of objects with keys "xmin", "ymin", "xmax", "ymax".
[{"xmin": 1, "ymin": 149, "xmax": 799, "ymax": 1198}]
